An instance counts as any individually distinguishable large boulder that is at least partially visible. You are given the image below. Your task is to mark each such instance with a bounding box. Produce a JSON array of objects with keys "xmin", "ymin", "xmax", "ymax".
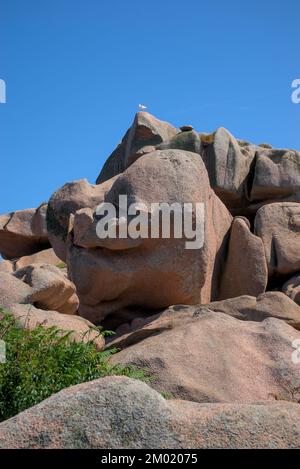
[
  {"xmin": 0, "ymin": 249, "xmax": 62, "ymax": 274},
  {"xmin": 282, "ymin": 273, "xmax": 300, "ymax": 306},
  {"xmin": 249, "ymin": 148, "xmax": 300, "ymax": 202},
  {"xmin": 0, "ymin": 272, "xmax": 32, "ymax": 308},
  {"xmin": 0, "ymin": 376, "xmax": 299, "ymax": 448},
  {"xmin": 0, "ymin": 248, "xmax": 61, "ymax": 273},
  {"xmin": 110, "ymin": 308, "xmax": 300, "ymax": 403},
  {"xmin": 157, "ymin": 129, "xmax": 201, "ymax": 154},
  {"xmin": 200, "ymin": 128, "xmax": 256, "ymax": 210},
  {"xmin": 96, "ymin": 112, "xmax": 177, "ymax": 184},
  {"xmin": 254, "ymin": 202, "xmax": 300, "ymax": 279},
  {"xmin": 0, "ymin": 204, "xmax": 50, "ymax": 260},
  {"xmin": 0, "ymin": 272, "xmax": 103, "ymax": 350},
  {"xmin": 13, "ymin": 263, "xmax": 79, "ymax": 315},
  {"xmin": 112, "ymin": 292, "xmax": 300, "ymax": 338},
  {"xmin": 66, "ymin": 149, "xmax": 232, "ymax": 326},
  {"xmin": 46, "ymin": 177, "xmax": 116, "ymax": 261},
  {"xmin": 95, "ymin": 114, "xmax": 300, "ymax": 215},
  {"xmin": 205, "ymin": 291, "xmax": 300, "ymax": 329},
  {"xmin": 14, "ymin": 248, "xmax": 61, "ymax": 271},
  {"xmin": 219, "ymin": 216, "xmax": 268, "ymax": 299},
  {"xmin": 1, "ymin": 263, "xmax": 79, "ymax": 318},
  {"xmin": 8, "ymin": 303, "xmax": 104, "ymax": 350},
  {"xmin": 140, "ymin": 125, "xmax": 258, "ymax": 213},
  {"xmin": 117, "ymin": 121, "xmax": 265, "ymax": 213}
]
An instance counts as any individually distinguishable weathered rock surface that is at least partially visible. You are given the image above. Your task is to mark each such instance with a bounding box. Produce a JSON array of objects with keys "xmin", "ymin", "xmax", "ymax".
[
  {"xmin": 0, "ymin": 204, "xmax": 49, "ymax": 259},
  {"xmin": 111, "ymin": 309, "xmax": 300, "ymax": 403},
  {"xmin": 67, "ymin": 149, "xmax": 232, "ymax": 326},
  {"xmin": 14, "ymin": 263, "xmax": 79, "ymax": 315},
  {"xmin": 43, "ymin": 115, "xmax": 300, "ymax": 326},
  {"xmin": 254, "ymin": 202, "xmax": 300, "ymax": 278},
  {"xmin": 1, "ymin": 111, "xmax": 300, "ymax": 449},
  {"xmin": 0, "ymin": 272, "xmax": 102, "ymax": 349},
  {"xmin": 95, "ymin": 116, "xmax": 300, "ymax": 215},
  {"xmin": 206, "ymin": 291, "xmax": 300, "ymax": 329},
  {"xmin": 0, "ymin": 260, "xmax": 14, "ymax": 273},
  {"xmin": 96, "ymin": 112, "xmax": 177, "ymax": 184},
  {"xmin": 282, "ymin": 273, "xmax": 300, "ymax": 306},
  {"xmin": 0, "ymin": 376, "xmax": 299, "ymax": 449},
  {"xmin": 200, "ymin": 128, "xmax": 257, "ymax": 210},
  {"xmin": 0, "ymin": 272, "xmax": 33, "ymax": 308},
  {"xmin": 250, "ymin": 148, "xmax": 300, "ymax": 202},
  {"xmin": 4, "ymin": 113, "xmax": 300, "ymax": 329},
  {"xmin": 14, "ymin": 248, "xmax": 61, "ymax": 271},
  {"xmin": 157, "ymin": 129, "xmax": 201, "ymax": 155},
  {"xmin": 0, "ymin": 248, "xmax": 62, "ymax": 274},
  {"xmin": 113, "ymin": 292, "xmax": 300, "ymax": 338},
  {"xmin": 46, "ymin": 177, "xmax": 116, "ymax": 261},
  {"xmin": 8, "ymin": 303, "xmax": 104, "ymax": 350},
  {"xmin": 1, "ymin": 265, "xmax": 78, "ymax": 316},
  {"xmin": 219, "ymin": 216, "xmax": 268, "ymax": 299}
]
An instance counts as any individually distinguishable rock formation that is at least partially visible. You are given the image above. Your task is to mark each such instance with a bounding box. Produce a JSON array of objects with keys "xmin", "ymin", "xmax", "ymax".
[
  {"xmin": 1, "ymin": 111, "xmax": 300, "ymax": 448},
  {"xmin": 0, "ymin": 204, "xmax": 50, "ymax": 259},
  {"xmin": 65, "ymin": 149, "xmax": 232, "ymax": 325},
  {"xmin": 110, "ymin": 308, "xmax": 300, "ymax": 403},
  {"xmin": 0, "ymin": 376, "xmax": 299, "ymax": 449}
]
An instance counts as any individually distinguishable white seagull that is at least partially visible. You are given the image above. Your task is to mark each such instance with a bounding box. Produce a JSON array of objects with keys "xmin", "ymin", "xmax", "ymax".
[{"xmin": 138, "ymin": 104, "xmax": 147, "ymax": 111}]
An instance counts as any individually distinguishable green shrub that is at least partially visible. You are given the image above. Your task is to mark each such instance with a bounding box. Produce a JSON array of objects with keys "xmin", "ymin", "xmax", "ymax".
[
  {"xmin": 160, "ymin": 391, "xmax": 174, "ymax": 399},
  {"xmin": 0, "ymin": 308, "xmax": 147, "ymax": 422}
]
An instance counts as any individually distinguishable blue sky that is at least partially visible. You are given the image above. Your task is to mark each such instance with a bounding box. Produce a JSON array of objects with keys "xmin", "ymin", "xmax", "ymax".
[{"xmin": 0, "ymin": 0, "xmax": 299, "ymax": 214}]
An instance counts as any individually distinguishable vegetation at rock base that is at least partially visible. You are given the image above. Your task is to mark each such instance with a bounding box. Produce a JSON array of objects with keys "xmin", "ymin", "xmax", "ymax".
[
  {"xmin": 160, "ymin": 391, "xmax": 174, "ymax": 400},
  {"xmin": 0, "ymin": 307, "xmax": 148, "ymax": 422}
]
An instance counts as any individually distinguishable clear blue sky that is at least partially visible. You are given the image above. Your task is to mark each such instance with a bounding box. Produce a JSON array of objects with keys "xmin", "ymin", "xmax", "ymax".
[{"xmin": 0, "ymin": 0, "xmax": 299, "ymax": 214}]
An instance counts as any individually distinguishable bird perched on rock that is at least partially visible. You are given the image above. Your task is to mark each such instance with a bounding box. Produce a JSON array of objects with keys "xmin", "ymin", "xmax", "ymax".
[{"xmin": 138, "ymin": 104, "xmax": 147, "ymax": 111}]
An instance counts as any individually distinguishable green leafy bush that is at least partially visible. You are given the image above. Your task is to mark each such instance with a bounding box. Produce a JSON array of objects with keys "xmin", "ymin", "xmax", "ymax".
[{"xmin": 0, "ymin": 308, "xmax": 147, "ymax": 422}]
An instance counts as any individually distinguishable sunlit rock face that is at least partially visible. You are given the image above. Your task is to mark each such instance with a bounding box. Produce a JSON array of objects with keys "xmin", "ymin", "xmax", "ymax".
[
  {"xmin": 0, "ymin": 204, "xmax": 50, "ymax": 260},
  {"xmin": 43, "ymin": 112, "xmax": 300, "ymax": 328},
  {"xmin": 2, "ymin": 111, "xmax": 300, "ymax": 448},
  {"xmin": 95, "ymin": 111, "xmax": 178, "ymax": 184},
  {"xmin": 47, "ymin": 149, "xmax": 231, "ymax": 327},
  {"xmin": 95, "ymin": 113, "xmax": 300, "ymax": 217}
]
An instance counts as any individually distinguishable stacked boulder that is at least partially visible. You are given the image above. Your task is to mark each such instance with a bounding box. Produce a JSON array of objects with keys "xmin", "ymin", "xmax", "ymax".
[{"xmin": 0, "ymin": 112, "xmax": 300, "ymax": 448}]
